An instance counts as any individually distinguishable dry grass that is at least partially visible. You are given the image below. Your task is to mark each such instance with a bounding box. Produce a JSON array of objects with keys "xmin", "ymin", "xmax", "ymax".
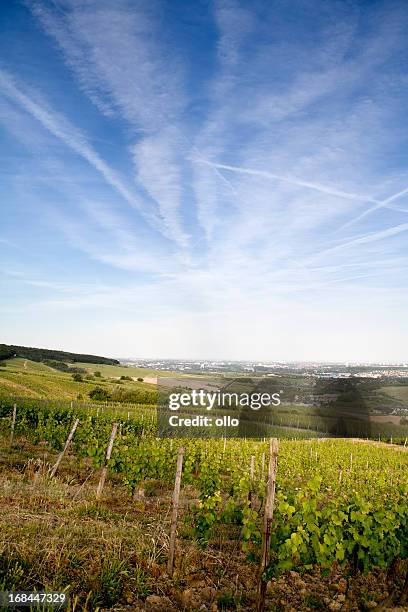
[{"xmin": 0, "ymin": 442, "xmax": 165, "ymax": 610}]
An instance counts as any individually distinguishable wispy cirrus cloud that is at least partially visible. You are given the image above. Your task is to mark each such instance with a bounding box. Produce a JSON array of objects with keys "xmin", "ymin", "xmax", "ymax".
[
  {"xmin": 132, "ymin": 127, "xmax": 189, "ymax": 249},
  {"xmin": 28, "ymin": 0, "xmax": 190, "ymax": 249},
  {"xmin": 190, "ymin": 0, "xmax": 408, "ymax": 286},
  {"xmin": 0, "ymin": 67, "xmax": 157, "ymax": 225},
  {"xmin": 1, "ymin": 0, "xmax": 408, "ymax": 360},
  {"xmin": 28, "ymin": 0, "xmax": 185, "ymax": 129}
]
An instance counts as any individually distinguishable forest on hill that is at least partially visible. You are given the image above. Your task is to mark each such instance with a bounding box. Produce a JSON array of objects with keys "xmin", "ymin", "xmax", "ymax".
[{"xmin": 0, "ymin": 343, "xmax": 119, "ymax": 366}]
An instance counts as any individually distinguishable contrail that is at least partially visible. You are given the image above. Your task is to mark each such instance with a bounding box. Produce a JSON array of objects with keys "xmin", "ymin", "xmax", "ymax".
[
  {"xmin": 383, "ymin": 186, "xmax": 408, "ymax": 205},
  {"xmin": 321, "ymin": 222, "xmax": 408, "ymax": 257},
  {"xmin": 194, "ymin": 158, "xmax": 378, "ymax": 204},
  {"xmin": 339, "ymin": 186, "xmax": 408, "ymax": 230}
]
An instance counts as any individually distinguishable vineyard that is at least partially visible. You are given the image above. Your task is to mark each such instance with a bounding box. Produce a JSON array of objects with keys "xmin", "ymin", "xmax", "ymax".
[{"xmin": 0, "ymin": 396, "xmax": 407, "ymax": 610}]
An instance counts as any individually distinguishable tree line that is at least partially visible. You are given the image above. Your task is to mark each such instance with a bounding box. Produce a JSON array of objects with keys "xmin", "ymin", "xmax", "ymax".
[{"xmin": 0, "ymin": 343, "xmax": 119, "ymax": 366}]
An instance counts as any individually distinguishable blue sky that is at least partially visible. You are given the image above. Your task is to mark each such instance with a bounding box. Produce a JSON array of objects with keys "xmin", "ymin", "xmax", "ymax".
[{"xmin": 1, "ymin": 0, "xmax": 408, "ymax": 362}]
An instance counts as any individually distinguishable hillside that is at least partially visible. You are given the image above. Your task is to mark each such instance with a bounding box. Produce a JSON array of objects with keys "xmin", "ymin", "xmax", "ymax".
[
  {"xmin": 0, "ymin": 358, "xmax": 157, "ymax": 401},
  {"xmin": 0, "ymin": 343, "xmax": 120, "ymax": 365}
]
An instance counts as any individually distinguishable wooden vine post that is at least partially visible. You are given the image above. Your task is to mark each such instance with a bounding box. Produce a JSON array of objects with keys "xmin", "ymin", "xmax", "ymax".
[
  {"xmin": 96, "ymin": 423, "xmax": 118, "ymax": 500},
  {"xmin": 167, "ymin": 446, "xmax": 184, "ymax": 577},
  {"xmin": 248, "ymin": 455, "xmax": 255, "ymax": 507},
  {"xmin": 49, "ymin": 419, "xmax": 80, "ymax": 478},
  {"xmin": 257, "ymin": 438, "xmax": 279, "ymax": 612},
  {"xmin": 10, "ymin": 404, "xmax": 17, "ymax": 447}
]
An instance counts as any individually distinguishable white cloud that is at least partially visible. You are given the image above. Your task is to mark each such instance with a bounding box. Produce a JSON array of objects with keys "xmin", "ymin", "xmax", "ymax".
[
  {"xmin": 2, "ymin": 0, "xmax": 408, "ymax": 360},
  {"xmin": 0, "ymin": 68, "xmax": 157, "ymax": 224},
  {"xmin": 28, "ymin": 0, "xmax": 190, "ymax": 249},
  {"xmin": 132, "ymin": 127, "xmax": 189, "ymax": 249}
]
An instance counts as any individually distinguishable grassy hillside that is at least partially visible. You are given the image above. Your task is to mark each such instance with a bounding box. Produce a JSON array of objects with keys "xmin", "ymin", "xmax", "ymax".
[
  {"xmin": 0, "ymin": 357, "xmax": 55, "ymax": 373},
  {"xmin": 0, "ymin": 358, "xmax": 158, "ymax": 400}
]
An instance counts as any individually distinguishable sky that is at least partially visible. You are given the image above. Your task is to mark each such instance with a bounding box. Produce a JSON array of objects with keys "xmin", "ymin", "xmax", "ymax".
[{"xmin": 0, "ymin": 0, "xmax": 408, "ymax": 363}]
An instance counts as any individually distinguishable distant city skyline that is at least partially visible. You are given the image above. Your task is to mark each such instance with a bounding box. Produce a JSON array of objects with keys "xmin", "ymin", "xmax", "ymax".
[{"xmin": 1, "ymin": 0, "xmax": 408, "ymax": 361}]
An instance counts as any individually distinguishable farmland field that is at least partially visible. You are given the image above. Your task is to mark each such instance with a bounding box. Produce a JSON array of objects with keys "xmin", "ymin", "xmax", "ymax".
[
  {"xmin": 73, "ymin": 362, "xmax": 180, "ymax": 379},
  {"xmin": 377, "ymin": 385, "xmax": 408, "ymax": 403}
]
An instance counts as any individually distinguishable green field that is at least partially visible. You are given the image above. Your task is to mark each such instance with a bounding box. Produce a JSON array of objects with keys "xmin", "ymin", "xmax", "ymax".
[
  {"xmin": 377, "ymin": 385, "xmax": 408, "ymax": 402},
  {"xmin": 73, "ymin": 361, "xmax": 179, "ymax": 378}
]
